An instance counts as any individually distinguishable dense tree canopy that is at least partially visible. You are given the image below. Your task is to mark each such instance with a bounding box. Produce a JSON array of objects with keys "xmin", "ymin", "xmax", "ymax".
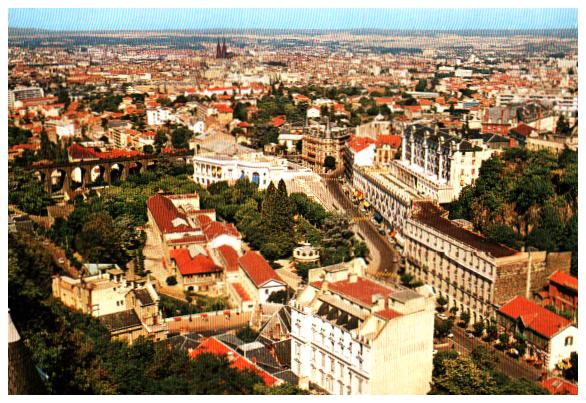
[{"xmin": 447, "ymin": 148, "xmax": 578, "ymax": 276}]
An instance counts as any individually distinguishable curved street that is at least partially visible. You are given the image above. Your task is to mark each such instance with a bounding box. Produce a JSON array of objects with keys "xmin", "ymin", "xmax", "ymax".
[{"xmin": 319, "ymin": 170, "xmax": 400, "ymax": 278}]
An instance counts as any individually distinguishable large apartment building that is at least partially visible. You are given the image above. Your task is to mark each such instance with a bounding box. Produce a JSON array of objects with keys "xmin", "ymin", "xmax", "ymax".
[
  {"xmin": 301, "ymin": 121, "xmax": 350, "ymax": 173},
  {"xmin": 394, "ymin": 124, "xmax": 494, "ymax": 203},
  {"xmin": 290, "ymin": 260, "xmax": 435, "ymax": 394},
  {"xmin": 403, "ymin": 201, "xmax": 572, "ymax": 324}
]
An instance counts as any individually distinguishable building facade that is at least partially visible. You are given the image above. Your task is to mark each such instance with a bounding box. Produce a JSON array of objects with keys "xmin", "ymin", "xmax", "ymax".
[
  {"xmin": 497, "ymin": 296, "xmax": 578, "ymax": 371},
  {"xmin": 290, "ymin": 262, "xmax": 435, "ymax": 394},
  {"xmin": 394, "ymin": 124, "xmax": 494, "ymax": 203},
  {"xmin": 403, "ymin": 201, "xmax": 572, "ymax": 324},
  {"xmin": 301, "ymin": 122, "xmax": 350, "ymax": 173},
  {"xmin": 52, "ymin": 266, "xmax": 167, "ymax": 343}
]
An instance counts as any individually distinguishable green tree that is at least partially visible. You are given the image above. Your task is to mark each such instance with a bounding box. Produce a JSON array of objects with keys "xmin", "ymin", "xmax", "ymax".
[
  {"xmin": 470, "ymin": 346, "xmax": 498, "ymax": 372},
  {"xmin": 473, "ymin": 322, "xmax": 485, "ymax": 337},
  {"xmin": 435, "ymin": 318, "xmax": 454, "ymax": 339},
  {"xmin": 459, "ymin": 311, "xmax": 470, "ymax": 328},
  {"xmin": 434, "ymin": 356, "xmax": 497, "ymax": 395},
  {"xmin": 171, "ymin": 126, "xmax": 193, "ymax": 149},
  {"xmin": 436, "ymin": 295, "xmax": 448, "ymax": 311},
  {"xmin": 154, "ymin": 130, "xmax": 168, "ymax": 152},
  {"xmin": 9, "ymin": 167, "xmax": 53, "ymax": 215},
  {"xmin": 236, "ymin": 325, "xmax": 259, "ymax": 343},
  {"xmin": 323, "ymin": 155, "xmax": 336, "ymax": 171},
  {"xmin": 267, "ymin": 289, "xmax": 288, "ymax": 304}
]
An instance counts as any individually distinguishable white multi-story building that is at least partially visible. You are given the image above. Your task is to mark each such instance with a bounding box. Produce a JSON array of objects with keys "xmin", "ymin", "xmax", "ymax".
[
  {"xmin": 193, "ymin": 149, "xmax": 313, "ymax": 190},
  {"xmin": 290, "ymin": 261, "xmax": 435, "ymax": 395},
  {"xmin": 403, "ymin": 201, "xmax": 571, "ymax": 324},
  {"xmin": 147, "ymin": 107, "xmax": 173, "ymax": 126},
  {"xmin": 352, "ymin": 166, "xmax": 420, "ymax": 248},
  {"xmin": 393, "ymin": 124, "xmax": 494, "ymax": 203},
  {"xmin": 9, "ymin": 86, "xmax": 44, "ymax": 109}
]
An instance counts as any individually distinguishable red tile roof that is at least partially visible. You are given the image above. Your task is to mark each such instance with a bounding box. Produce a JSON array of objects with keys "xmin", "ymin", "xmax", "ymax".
[
  {"xmin": 271, "ymin": 115, "xmax": 286, "ymax": 127},
  {"xmin": 549, "ymin": 271, "xmax": 578, "ymax": 291},
  {"xmin": 232, "ymin": 282, "xmax": 252, "ymax": 302},
  {"xmin": 202, "ymin": 221, "xmax": 240, "ymax": 241},
  {"xmin": 68, "ymin": 143, "xmax": 100, "ymax": 160},
  {"xmin": 348, "ymin": 135, "xmax": 377, "ymax": 153},
  {"xmin": 312, "ymin": 277, "xmax": 393, "ymax": 307},
  {"xmin": 238, "ymin": 251, "xmax": 283, "ymax": 287},
  {"xmin": 510, "ymin": 123, "xmax": 536, "ymax": 138},
  {"xmin": 375, "ymin": 308, "xmax": 403, "ymax": 321},
  {"xmin": 376, "ymin": 134, "xmax": 401, "ymax": 149},
  {"xmin": 147, "ymin": 194, "xmax": 194, "ymax": 234},
  {"xmin": 214, "ymin": 104, "xmax": 233, "ymax": 114},
  {"xmin": 167, "ymin": 235, "xmax": 207, "ymax": 245},
  {"xmin": 498, "ymin": 296, "xmax": 571, "ymax": 339},
  {"xmin": 216, "ymin": 245, "xmax": 240, "ymax": 272},
  {"xmin": 170, "ymin": 249, "xmax": 221, "ymax": 276},
  {"xmin": 189, "ymin": 338, "xmax": 277, "ymax": 386},
  {"xmin": 542, "ymin": 377, "xmax": 578, "ymax": 395}
]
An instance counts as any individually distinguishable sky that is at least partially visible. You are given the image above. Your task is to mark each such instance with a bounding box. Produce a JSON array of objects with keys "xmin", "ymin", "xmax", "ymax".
[{"xmin": 9, "ymin": 9, "xmax": 578, "ymax": 31}]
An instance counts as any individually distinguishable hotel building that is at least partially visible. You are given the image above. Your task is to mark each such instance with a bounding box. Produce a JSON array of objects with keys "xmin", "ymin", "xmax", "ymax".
[{"xmin": 290, "ymin": 260, "xmax": 435, "ymax": 394}]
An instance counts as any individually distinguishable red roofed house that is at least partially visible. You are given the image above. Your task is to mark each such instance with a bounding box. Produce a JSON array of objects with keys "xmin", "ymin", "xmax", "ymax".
[
  {"xmin": 238, "ymin": 251, "xmax": 286, "ymax": 303},
  {"xmin": 147, "ymin": 193, "xmax": 211, "ymax": 262},
  {"xmin": 169, "ymin": 246, "xmax": 223, "ymax": 293},
  {"xmin": 189, "ymin": 337, "xmax": 279, "ymax": 386},
  {"xmin": 290, "ymin": 260, "xmax": 436, "ymax": 394},
  {"xmin": 541, "ymin": 376, "xmax": 578, "ymax": 395},
  {"xmin": 497, "ymin": 295, "xmax": 577, "ymax": 371},
  {"xmin": 536, "ymin": 270, "xmax": 578, "ymax": 321},
  {"xmin": 375, "ymin": 134, "xmax": 401, "ymax": 166}
]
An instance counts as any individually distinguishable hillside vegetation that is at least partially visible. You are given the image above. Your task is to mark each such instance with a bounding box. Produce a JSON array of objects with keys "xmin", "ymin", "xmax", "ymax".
[{"xmin": 447, "ymin": 148, "xmax": 577, "ymax": 276}]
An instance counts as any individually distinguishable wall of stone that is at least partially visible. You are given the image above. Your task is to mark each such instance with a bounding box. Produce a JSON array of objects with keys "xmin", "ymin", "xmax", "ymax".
[{"xmin": 493, "ymin": 252, "xmax": 571, "ymax": 308}]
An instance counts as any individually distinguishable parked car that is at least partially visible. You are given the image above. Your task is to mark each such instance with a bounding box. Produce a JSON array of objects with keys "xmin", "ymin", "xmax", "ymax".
[
  {"xmin": 447, "ymin": 333, "xmax": 454, "ymax": 338},
  {"xmin": 466, "ymin": 333, "xmax": 475, "ymax": 339},
  {"xmin": 436, "ymin": 313, "xmax": 448, "ymax": 320},
  {"xmin": 432, "ymin": 349, "xmax": 438, "ymax": 356},
  {"xmin": 58, "ymin": 258, "xmax": 65, "ymax": 264}
]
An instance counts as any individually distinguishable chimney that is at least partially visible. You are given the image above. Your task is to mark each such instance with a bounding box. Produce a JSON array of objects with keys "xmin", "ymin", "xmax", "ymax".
[
  {"xmin": 321, "ymin": 281, "xmax": 329, "ymax": 292},
  {"xmin": 348, "ymin": 273, "xmax": 358, "ymax": 284},
  {"xmin": 371, "ymin": 294, "xmax": 385, "ymax": 311}
]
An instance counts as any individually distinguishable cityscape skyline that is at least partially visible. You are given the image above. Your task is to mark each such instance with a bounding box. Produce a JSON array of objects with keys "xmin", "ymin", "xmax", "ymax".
[{"xmin": 9, "ymin": 8, "xmax": 578, "ymax": 31}]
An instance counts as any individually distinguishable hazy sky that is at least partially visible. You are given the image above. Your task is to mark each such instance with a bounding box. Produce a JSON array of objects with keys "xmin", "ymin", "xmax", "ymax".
[{"xmin": 9, "ymin": 8, "xmax": 578, "ymax": 31}]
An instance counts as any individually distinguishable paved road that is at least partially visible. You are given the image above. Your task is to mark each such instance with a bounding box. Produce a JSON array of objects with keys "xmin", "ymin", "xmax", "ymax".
[
  {"xmin": 143, "ymin": 223, "xmax": 188, "ymax": 301},
  {"xmin": 437, "ymin": 318, "xmax": 542, "ymax": 382},
  {"xmin": 320, "ymin": 171, "xmax": 400, "ymax": 277}
]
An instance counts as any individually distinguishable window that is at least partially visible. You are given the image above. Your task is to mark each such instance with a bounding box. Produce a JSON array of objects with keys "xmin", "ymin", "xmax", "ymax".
[{"xmin": 565, "ymin": 336, "xmax": 574, "ymax": 346}]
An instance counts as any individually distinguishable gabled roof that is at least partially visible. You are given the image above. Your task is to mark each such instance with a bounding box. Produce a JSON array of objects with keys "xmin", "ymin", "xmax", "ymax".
[
  {"xmin": 549, "ymin": 271, "xmax": 578, "ymax": 292},
  {"xmin": 347, "ymin": 135, "xmax": 377, "ymax": 153},
  {"xmin": 498, "ymin": 296, "xmax": 572, "ymax": 339},
  {"xmin": 216, "ymin": 245, "xmax": 240, "ymax": 272},
  {"xmin": 189, "ymin": 337, "xmax": 278, "ymax": 386},
  {"xmin": 238, "ymin": 251, "xmax": 283, "ymax": 288},
  {"xmin": 202, "ymin": 221, "xmax": 240, "ymax": 241},
  {"xmin": 99, "ymin": 309, "xmax": 142, "ymax": 332},
  {"xmin": 170, "ymin": 248, "xmax": 222, "ymax": 276},
  {"xmin": 147, "ymin": 194, "xmax": 195, "ymax": 234},
  {"xmin": 376, "ymin": 134, "xmax": 401, "ymax": 149}
]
